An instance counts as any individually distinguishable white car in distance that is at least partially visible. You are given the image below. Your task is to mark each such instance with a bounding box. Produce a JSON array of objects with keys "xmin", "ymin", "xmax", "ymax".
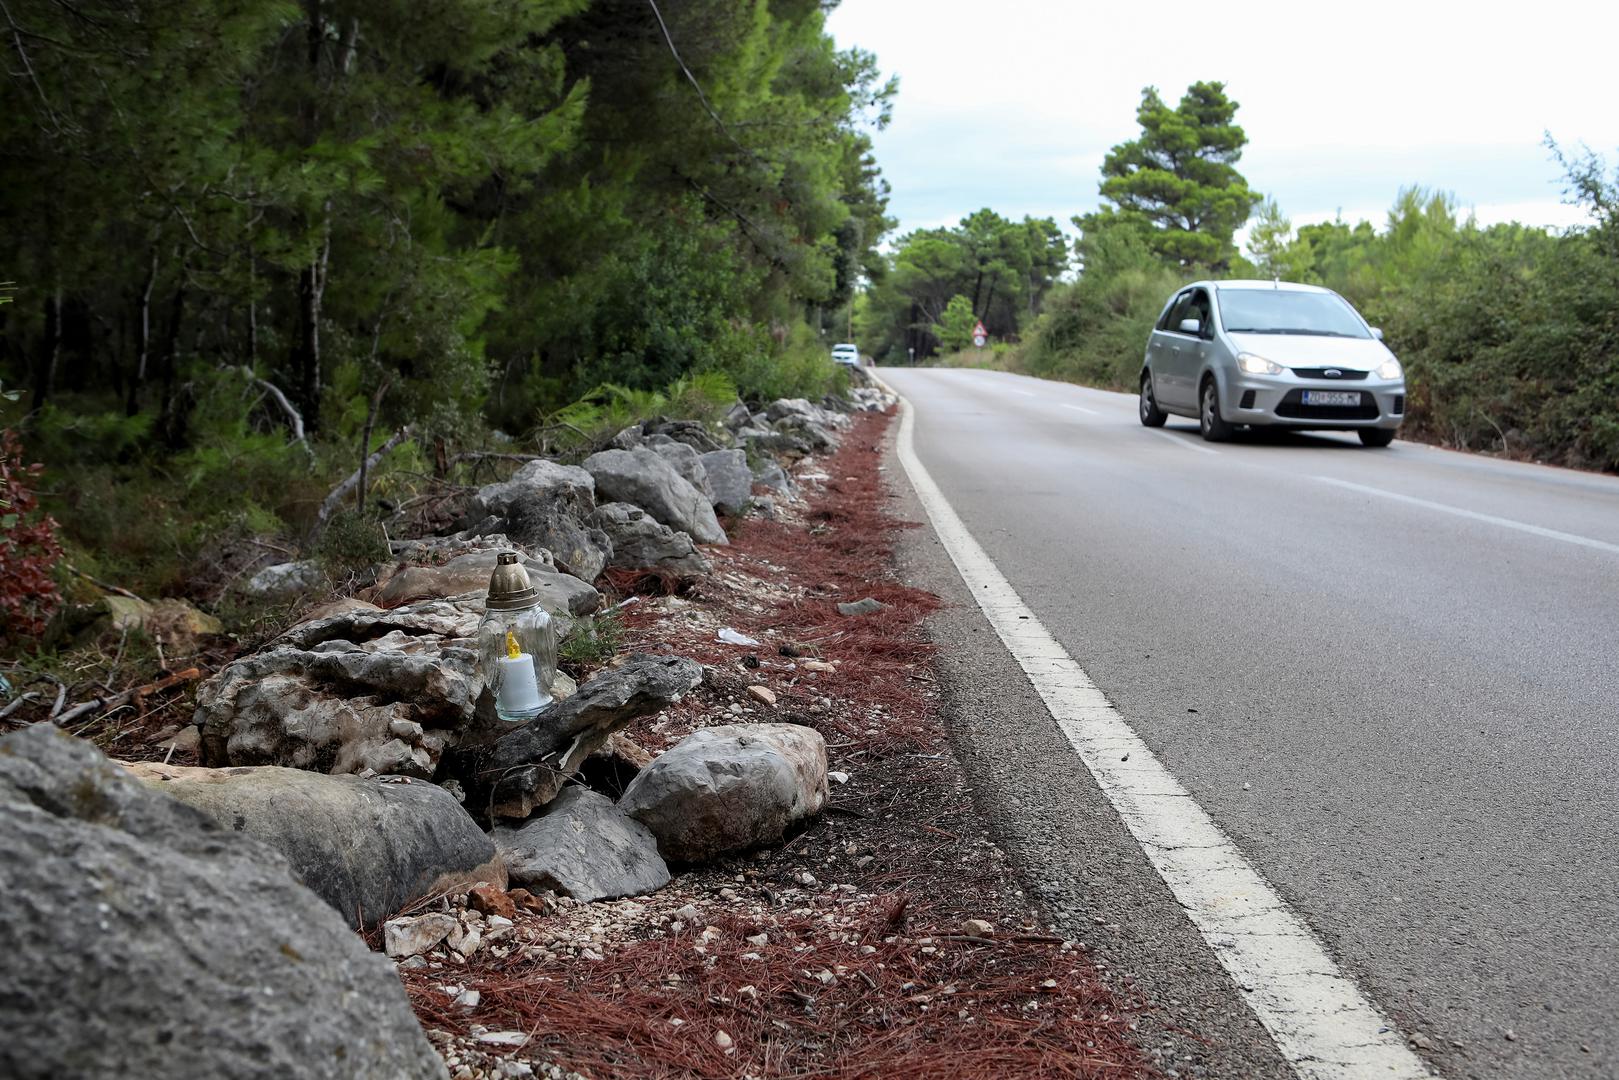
[{"xmin": 830, "ymin": 343, "xmax": 861, "ymax": 367}]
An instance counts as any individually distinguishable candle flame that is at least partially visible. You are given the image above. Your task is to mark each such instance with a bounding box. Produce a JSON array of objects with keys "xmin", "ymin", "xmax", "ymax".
[{"xmin": 505, "ymin": 628, "xmax": 521, "ymax": 660}]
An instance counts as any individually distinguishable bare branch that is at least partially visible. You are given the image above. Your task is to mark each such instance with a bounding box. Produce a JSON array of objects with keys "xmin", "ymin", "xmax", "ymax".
[
  {"xmin": 233, "ymin": 365, "xmax": 306, "ymax": 443},
  {"xmin": 308, "ymin": 426, "xmax": 413, "ymax": 542}
]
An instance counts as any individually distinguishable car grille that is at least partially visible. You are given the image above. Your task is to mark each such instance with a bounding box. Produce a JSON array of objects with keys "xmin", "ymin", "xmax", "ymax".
[
  {"xmin": 1289, "ymin": 367, "xmax": 1368, "ymax": 380},
  {"xmin": 1274, "ymin": 388, "xmax": 1381, "ymax": 421}
]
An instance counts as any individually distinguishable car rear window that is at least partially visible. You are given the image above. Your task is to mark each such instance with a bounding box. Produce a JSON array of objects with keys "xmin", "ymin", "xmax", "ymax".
[{"xmin": 1217, "ymin": 290, "xmax": 1370, "ymax": 338}]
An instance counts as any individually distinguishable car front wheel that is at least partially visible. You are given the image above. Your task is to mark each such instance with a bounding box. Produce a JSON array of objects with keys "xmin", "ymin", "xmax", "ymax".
[
  {"xmin": 1359, "ymin": 428, "xmax": 1396, "ymax": 447},
  {"xmin": 1199, "ymin": 379, "xmax": 1234, "ymax": 442},
  {"xmin": 1139, "ymin": 373, "xmax": 1167, "ymax": 427}
]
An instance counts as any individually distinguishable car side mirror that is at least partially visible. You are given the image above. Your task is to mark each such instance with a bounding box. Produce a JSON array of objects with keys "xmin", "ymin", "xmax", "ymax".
[
  {"xmin": 1369, "ymin": 327, "xmax": 1384, "ymax": 341},
  {"xmin": 1178, "ymin": 318, "xmax": 1201, "ymax": 335}
]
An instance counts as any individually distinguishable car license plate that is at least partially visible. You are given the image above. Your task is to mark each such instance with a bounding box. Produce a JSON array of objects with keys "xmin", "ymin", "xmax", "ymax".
[{"xmin": 1302, "ymin": 390, "xmax": 1361, "ymax": 407}]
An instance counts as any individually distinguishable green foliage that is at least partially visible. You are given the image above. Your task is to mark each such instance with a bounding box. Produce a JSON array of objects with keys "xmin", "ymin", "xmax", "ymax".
[
  {"xmin": 860, "ymin": 210, "xmax": 1068, "ymax": 361},
  {"xmin": 311, "ymin": 511, "xmax": 388, "ymax": 580},
  {"xmin": 700, "ymin": 322, "xmax": 846, "ymax": 404},
  {"xmin": 1245, "ymin": 198, "xmax": 1316, "ymax": 282},
  {"xmin": 1018, "ymin": 214, "xmax": 1190, "ymax": 389},
  {"xmin": 935, "ymin": 295, "xmax": 979, "ymax": 352},
  {"xmin": 0, "ymin": 0, "xmax": 895, "ymax": 604},
  {"xmin": 559, "ymin": 610, "xmax": 624, "ymax": 670},
  {"xmin": 1089, "ymin": 81, "xmax": 1258, "ymax": 269}
]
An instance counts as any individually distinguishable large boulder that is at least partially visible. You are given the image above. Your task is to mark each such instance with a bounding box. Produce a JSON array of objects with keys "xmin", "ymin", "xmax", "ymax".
[
  {"xmin": 372, "ymin": 549, "xmax": 600, "ymax": 617},
  {"xmin": 620, "ymin": 723, "xmax": 829, "ymax": 863},
  {"xmin": 590, "ymin": 503, "xmax": 711, "ymax": 580},
  {"xmin": 583, "ymin": 447, "xmax": 727, "ymax": 546},
  {"xmin": 645, "ymin": 435, "xmax": 713, "ymax": 500},
  {"xmin": 468, "ymin": 460, "xmax": 610, "ymax": 582},
  {"xmin": 47, "ymin": 594, "xmax": 224, "ymax": 652},
  {"xmin": 453, "ymin": 656, "xmax": 704, "ymax": 820},
  {"xmin": 752, "ymin": 458, "xmax": 797, "ymax": 499},
  {"xmin": 766, "ymin": 397, "xmax": 851, "ymax": 430},
  {"xmin": 0, "ymin": 726, "xmax": 444, "ymax": 1080},
  {"xmin": 196, "ymin": 597, "xmax": 495, "ymax": 777},
  {"xmin": 699, "ymin": 449, "xmax": 752, "ymax": 516},
  {"xmin": 244, "ymin": 559, "xmax": 324, "ymax": 598},
  {"xmin": 494, "ymin": 787, "xmax": 669, "ymax": 902},
  {"xmin": 643, "ymin": 417, "xmax": 727, "ymax": 453},
  {"xmin": 127, "ymin": 762, "xmax": 502, "ymax": 929}
]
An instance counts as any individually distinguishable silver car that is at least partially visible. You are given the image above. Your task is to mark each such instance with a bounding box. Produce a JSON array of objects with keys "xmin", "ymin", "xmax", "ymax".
[{"xmin": 1139, "ymin": 280, "xmax": 1405, "ymax": 446}]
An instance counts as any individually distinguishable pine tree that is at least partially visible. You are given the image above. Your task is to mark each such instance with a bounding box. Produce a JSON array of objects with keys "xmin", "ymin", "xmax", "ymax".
[{"xmin": 1095, "ymin": 81, "xmax": 1259, "ymax": 268}]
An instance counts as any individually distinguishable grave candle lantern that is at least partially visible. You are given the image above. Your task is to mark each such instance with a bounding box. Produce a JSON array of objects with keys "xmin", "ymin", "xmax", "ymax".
[{"xmin": 477, "ymin": 551, "xmax": 557, "ymax": 722}]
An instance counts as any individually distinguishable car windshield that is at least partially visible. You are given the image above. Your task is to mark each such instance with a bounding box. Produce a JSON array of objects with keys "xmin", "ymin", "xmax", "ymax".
[{"xmin": 1217, "ymin": 289, "xmax": 1370, "ymax": 338}]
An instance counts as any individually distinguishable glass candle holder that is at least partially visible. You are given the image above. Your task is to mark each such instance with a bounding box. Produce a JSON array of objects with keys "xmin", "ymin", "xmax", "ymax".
[{"xmin": 478, "ymin": 552, "xmax": 558, "ymax": 723}]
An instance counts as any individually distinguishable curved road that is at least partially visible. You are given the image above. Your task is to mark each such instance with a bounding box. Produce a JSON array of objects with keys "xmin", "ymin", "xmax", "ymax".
[{"xmin": 881, "ymin": 365, "xmax": 1619, "ymax": 1080}]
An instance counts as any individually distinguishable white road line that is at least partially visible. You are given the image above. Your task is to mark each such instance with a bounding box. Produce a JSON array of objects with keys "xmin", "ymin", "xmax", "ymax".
[
  {"xmin": 1315, "ymin": 476, "xmax": 1619, "ymax": 556},
  {"xmin": 1060, "ymin": 403, "xmax": 1101, "ymax": 416},
  {"xmin": 1009, "ymin": 388, "xmax": 1037, "ymax": 398},
  {"xmin": 1151, "ymin": 429, "xmax": 1219, "ymax": 455},
  {"xmin": 882, "ymin": 377, "xmax": 1431, "ymax": 1080}
]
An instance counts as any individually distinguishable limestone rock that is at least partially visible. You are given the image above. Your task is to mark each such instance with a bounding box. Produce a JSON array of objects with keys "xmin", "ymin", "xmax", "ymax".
[
  {"xmin": 48, "ymin": 595, "xmax": 223, "ymax": 652},
  {"xmin": 590, "ymin": 503, "xmax": 710, "ymax": 580},
  {"xmin": 391, "ymin": 533, "xmax": 553, "ymax": 569},
  {"xmin": 645, "ymin": 435, "xmax": 713, "ymax": 499},
  {"xmin": 383, "ymin": 912, "xmax": 460, "ymax": 959},
  {"xmin": 294, "ymin": 596, "xmax": 384, "ymax": 627},
  {"xmin": 619, "ymin": 723, "xmax": 829, "ymax": 863},
  {"xmin": 373, "ymin": 549, "xmax": 600, "ymax": 616},
  {"xmin": 127, "ymin": 762, "xmax": 502, "ymax": 928},
  {"xmin": 0, "ymin": 726, "xmax": 443, "ymax": 1080},
  {"xmin": 643, "ymin": 417, "xmax": 727, "ymax": 453},
  {"xmin": 495, "ymin": 787, "xmax": 669, "ymax": 902},
  {"xmin": 699, "ymin": 449, "xmax": 753, "ymax": 515},
  {"xmin": 196, "ymin": 596, "xmax": 490, "ymax": 776},
  {"xmin": 470, "ymin": 460, "xmax": 610, "ymax": 582},
  {"xmin": 456, "ymin": 656, "xmax": 704, "ymax": 820},
  {"xmin": 583, "ymin": 447, "xmax": 727, "ymax": 545},
  {"xmin": 751, "ymin": 459, "xmax": 797, "ymax": 499},
  {"xmin": 245, "ymin": 559, "xmax": 324, "ymax": 598}
]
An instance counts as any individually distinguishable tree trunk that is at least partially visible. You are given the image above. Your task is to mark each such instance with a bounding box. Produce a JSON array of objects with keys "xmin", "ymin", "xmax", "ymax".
[
  {"xmin": 29, "ymin": 287, "xmax": 62, "ymax": 412},
  {"xmin": 247, "ymin": 257, "xmax": 258, "ymax": 366},
  {"xmin": 127, "ymin": 249, "xmax": 157, "ymax": 416},
  {"xmin": 355, "ymin": 374, "xmax": 394, "ymax": 516},
  {"xmin": 157, "ymin": 279, "xmax": 187, "ymax": 447}
]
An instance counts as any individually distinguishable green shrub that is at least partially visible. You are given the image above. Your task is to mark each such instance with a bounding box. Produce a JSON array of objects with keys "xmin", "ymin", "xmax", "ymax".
[{"xmin": 312, "ymin": 510, "xmax": 389, "ymax": 580}]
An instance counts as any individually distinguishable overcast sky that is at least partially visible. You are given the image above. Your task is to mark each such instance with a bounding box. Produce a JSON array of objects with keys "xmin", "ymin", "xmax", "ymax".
[{"xmin": 824, "ymin": 0, "xmax": 1619, "ymax": 241}]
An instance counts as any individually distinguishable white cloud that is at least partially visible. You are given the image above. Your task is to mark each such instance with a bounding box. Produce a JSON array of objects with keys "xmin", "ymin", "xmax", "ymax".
[{"xmin": 826, "ymin": 0, "xmax": 1619, "ymax": 235}]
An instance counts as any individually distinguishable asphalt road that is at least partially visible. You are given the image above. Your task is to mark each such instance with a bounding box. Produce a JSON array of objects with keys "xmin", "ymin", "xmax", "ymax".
[{"xmin": 880, "ymin": 365, "xmax": 1619, "ymax": 1080}]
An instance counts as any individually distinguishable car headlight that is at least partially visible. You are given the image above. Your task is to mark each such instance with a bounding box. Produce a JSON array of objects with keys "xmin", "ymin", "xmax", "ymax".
[
  {"xmin": 1376, "ymin": 357, "xmax": 1403, "ymax": 380},
  {"xmin": 1237, "ymin": 352, "xmax": 1284, "ymax": 376}
]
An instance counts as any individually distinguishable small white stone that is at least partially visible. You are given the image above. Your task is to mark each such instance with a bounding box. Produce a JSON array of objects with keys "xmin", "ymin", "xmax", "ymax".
[{"xmin": 478, "ymin": 1031, "xmax": 531, "ymax": 1048}]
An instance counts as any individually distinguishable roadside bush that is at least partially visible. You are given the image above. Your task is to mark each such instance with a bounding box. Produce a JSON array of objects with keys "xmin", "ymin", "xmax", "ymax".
[
  {"xmin": 312, "ymin": 510, "xmax": 389, "ymax": 581},
  {"xmin": 0, "ymin": 428, "xmax": 64, "ymax": 646},
  {"xmin": 701, "ymin": 321, "xmax": 845, "ymax": 403}
]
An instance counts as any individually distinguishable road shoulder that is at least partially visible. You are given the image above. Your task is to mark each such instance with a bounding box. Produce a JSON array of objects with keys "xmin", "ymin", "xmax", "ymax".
[{"xmin": 883, "ymin": 412, "xmax": 1298, "ymax": 1080}]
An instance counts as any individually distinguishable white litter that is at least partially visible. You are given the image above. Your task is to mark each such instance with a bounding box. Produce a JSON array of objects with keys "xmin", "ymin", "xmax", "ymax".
[{"xmin": 717, "ymin": 628, "xmax": 761, "ymax": 647}]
